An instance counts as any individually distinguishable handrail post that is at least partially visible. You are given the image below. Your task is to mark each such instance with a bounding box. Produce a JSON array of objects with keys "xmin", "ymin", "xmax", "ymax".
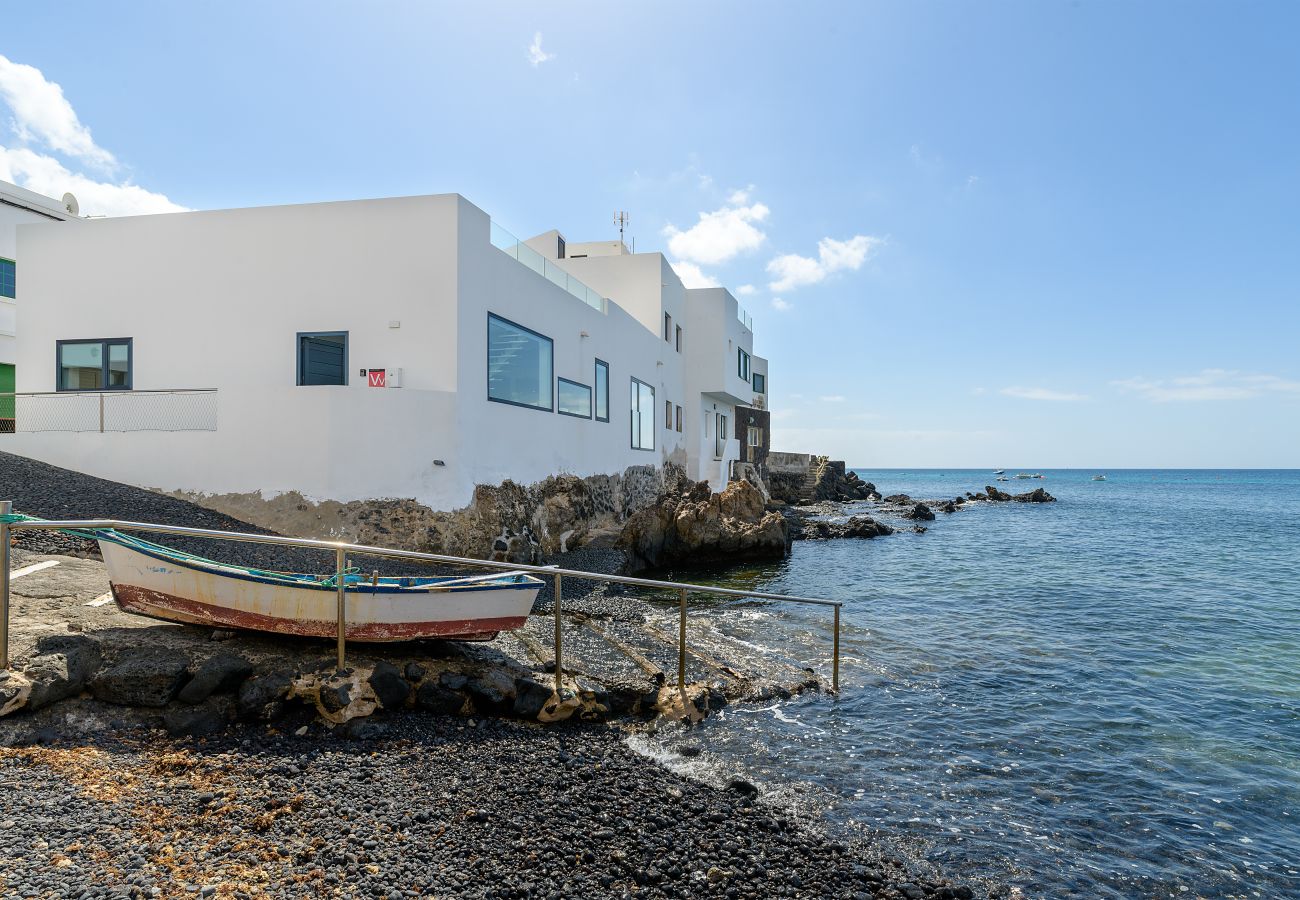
[
  {"xmin": 553, "ymin": 573, "xmax": 563, "ymax": 697},
  {"xmin": 678, "ymin": 587, "xmax": 688, "ymax": 718},
  {"xmin": 98, "ymin": 393, "xmax": 105, "ymax": 433},
  {"xmin": 335, "ymin": 547, "xmax": 347, "ymax": 670},
  {"xmin": 0, "ymin": 500, "xmax": 10, "ymax": 669},
  {"xmin": 832, "ymin": 604, "xmax": 841, "ymax": 694}
]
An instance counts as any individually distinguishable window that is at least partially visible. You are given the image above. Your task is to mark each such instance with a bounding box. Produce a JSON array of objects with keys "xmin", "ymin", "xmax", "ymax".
[
  {"xmin": 488, "ymin": 314, "xmax": 553, "ymax": 411},
  {"xmin": 297, "ymin": 332, "xmax": 348, "ymax": 385},
  {"xmin": 556, "ymin": 236, "xmax": 566, "ymax": 259},
  {"xmin": 753, "ymin": 372, "xmax": 765, "ymax": 394},
  {"xmin": 675, "ymin": 404, "xmax": 683, "ymax": 432},
  {"xmin": 714, "ymin": 412, "xmax": 728, "ymax": 458},
  {"xmin": 558, "ymin": 378, "xmax": 592, "ymax": 418},
  {"xmin": 631, "ymin": 377, "xmax": 655, "ymax": 450},
  {"xmin": 675, "ymin": 325, "xmax": 682, "ymax": 353},
  {"xmin": 737, "ymin": 348, "xmax": 751, "ymax": 381},
  {"xmin": 57, "ymin": 339, "xmax": 132, "ymax": 391},
  {"xmin": 665, "ymin": 399, "xmax": 672, "ymax": 429},
  {"xmin": 663, "ymin": 312, "xmax": 672, "ymax": 342},
  {"xmin": 594, "ymin": 359, "xmax": 609, "ymax": 422},
  {"xmin": 747, "ymin": 426, "xmax": 763, "ymax": 447},
  {"xmin": 0, "ymin": 259, "xmax": 14, "ymax": 299}
]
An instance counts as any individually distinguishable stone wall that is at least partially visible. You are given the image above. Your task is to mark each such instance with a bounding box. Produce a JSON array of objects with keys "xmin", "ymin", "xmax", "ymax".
[{"xmin": 171, "ymin": 464, "xmax": 677, "ymax": 564}]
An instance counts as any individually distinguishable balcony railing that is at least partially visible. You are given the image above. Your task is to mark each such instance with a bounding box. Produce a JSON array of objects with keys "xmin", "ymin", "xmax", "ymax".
[
  {"xmin": 0, "ymin": 389, "xmax": 218, "ymax": 434},
  {"xmin": 0, "ymin": 298, "xmax": 15, "ymax": 337},
  {"xmin": 490, "ymin": 221, "xmax": 608, "ymax": 314},
  {"xmin": 737, "ymin": 303, "xmax": 753, "ymax": 331}
]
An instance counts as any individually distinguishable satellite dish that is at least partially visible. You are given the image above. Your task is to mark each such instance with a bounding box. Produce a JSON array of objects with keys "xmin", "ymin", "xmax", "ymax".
[{"xmin": 62, "ymin": 193, "xmax": 79, "ymax": 216}]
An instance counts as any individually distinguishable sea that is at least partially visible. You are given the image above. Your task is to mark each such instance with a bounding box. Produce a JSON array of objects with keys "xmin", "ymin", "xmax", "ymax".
[{"xmin": 634, "ymin": 469, "xmax": 1300, "ymax": 899}]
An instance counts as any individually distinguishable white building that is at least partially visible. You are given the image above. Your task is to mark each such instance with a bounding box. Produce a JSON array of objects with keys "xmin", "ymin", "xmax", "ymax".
[
  {"xmin": 0, "ymin": 180, "xmax": 79, "ymax": 428},
  {"xmin": 6, "ymin": 192, "xmax": 769, "ymax": 513}
]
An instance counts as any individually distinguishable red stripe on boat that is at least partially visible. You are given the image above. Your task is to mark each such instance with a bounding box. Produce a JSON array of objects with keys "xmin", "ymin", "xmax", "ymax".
[{"xmin": 111, "ymin": 584, "xmax": 526, "ymax": 642}]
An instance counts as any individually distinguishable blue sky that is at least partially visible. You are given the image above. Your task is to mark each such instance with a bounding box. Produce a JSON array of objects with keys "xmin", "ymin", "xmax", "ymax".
[{"xmin": 3, "ymin": 1, "xmax": 1298, "ymax": 467}]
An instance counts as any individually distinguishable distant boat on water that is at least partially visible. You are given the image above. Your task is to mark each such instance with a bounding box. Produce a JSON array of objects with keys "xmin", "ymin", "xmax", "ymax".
[
  {"xmin": 1092, "ymin": 474, "xmax": 1107, "ymax": 481},
  {"xmin": 993, "ymin": 469, "xmax": 1005, "ymax": 475},
  {"xmin": 996, "ymin": 476, "xmax": 1009, "ymax": 482},
  {"xmin": 1015, "ymin": 472, "xmax": 1046, "ymax": 480}
]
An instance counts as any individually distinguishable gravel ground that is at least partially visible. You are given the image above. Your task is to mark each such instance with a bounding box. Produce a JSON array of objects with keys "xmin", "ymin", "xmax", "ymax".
[{"xmin": 0, "ymin": 716, "xmax": 978, "ymax": 900}]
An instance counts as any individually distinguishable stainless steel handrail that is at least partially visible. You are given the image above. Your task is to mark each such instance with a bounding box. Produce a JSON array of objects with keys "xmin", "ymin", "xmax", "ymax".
[{"xmin": 0, "ymin": 513, "xmax": 842, "ymax": 703}]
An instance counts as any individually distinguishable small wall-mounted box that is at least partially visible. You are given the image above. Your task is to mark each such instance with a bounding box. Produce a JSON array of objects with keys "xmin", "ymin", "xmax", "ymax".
[{"xmin": 363, "ymin": 367, "xmax": 403, "ymax": 388}]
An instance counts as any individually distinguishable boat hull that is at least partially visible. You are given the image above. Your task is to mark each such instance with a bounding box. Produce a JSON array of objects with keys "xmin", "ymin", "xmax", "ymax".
[{"xmin": 99, "ymin": 540, "xmax": 540, "ymax": 642}]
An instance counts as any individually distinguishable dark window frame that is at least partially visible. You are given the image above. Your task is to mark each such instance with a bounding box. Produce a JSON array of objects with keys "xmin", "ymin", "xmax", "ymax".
[
  {"xmin": 0, "ymin": 257, "xmax": 15, "ymax": 300},
  {"xmin": 737, "ymin": 348, "xmax": 751, "ymax": 381},
  {"xmin": 663, "ymin": 312, "xmax": 672, "ymax": 342},
  {"xmin": 296, "ymin": 331, "xmax": 349, "ymax": 386},
  {"xmin": 55, "ymin": 337, "xmax": 133, "ymax": 392},
  {"xmin": 630, "ymin": 376, "xmax": 655, "ymax": 451},
  {"xmin": 675, "ymin": 324, "xmax": 682, "ymax": 353},
  {"xmin": 486, "ymin": 313, "xmax": 554, "ymax": 413},
  {"xmin": 594, "ymin": 358, "xmax": 610, "ymax": 422},
  {"xmin": 557, "ymin": 377, "xmax": 593, "ymax": 419},
  {"xmin": 753, "ymin": 372, "xmax": 765, "ymax": 394},
  {"xmin": 675, "ymin": 404, "xmax": 683, "ymax": 433}
]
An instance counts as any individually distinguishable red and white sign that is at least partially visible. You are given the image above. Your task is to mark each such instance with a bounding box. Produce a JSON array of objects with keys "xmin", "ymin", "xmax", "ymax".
[{"xmin": 366, "ymin": 369, "xmax": 386, "ymax": 388}]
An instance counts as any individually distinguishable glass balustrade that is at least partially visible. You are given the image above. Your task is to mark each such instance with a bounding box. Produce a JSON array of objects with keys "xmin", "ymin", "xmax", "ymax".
[{"xmin": 490, "ymin": 221, "xmax": 608, "ymax": 313}]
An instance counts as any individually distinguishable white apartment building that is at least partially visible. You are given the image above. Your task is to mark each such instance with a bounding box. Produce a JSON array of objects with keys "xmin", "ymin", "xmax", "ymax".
[
  {"xmin": 0, "ymin": 180, "xmax": 79, "ymax": 427},
  {"xmin": 6, "ymin": 192, "xmax": 769, "ymax": 512}
]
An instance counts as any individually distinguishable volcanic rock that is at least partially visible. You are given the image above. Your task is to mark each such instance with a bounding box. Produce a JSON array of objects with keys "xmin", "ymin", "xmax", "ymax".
[
  {"xmin": 89, "ymin": 649, "xmax": 190, "ymax": 707},
  {"xmin": 22, "ymin": 635, "xmax": 103, "ymax": 711},
  {"xmin": 177, "ymin": 653, "xmax": 253, "ymax": 704}
]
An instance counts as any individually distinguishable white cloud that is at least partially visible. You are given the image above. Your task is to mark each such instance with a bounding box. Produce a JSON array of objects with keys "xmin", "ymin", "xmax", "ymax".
[
  {"xmin": 766, "ymin": 234, "xmax": 881, "ymax": 292},
  {"xmin": 735, "ymin": 284, "xmax": 756, "ymax": 296},
  {"xmin": 0, "ymin": 54, "xmax": 115, "ymax": 170},
  {"xmin": 1000, "ymin": 386, "xmax": 1088, "ymax": 402},
  {"xmin": 770, "ymin": 296, "xmax": 791, "ymax": 312},
  {"xmin": 527, "ymin": 32, "xmax": 555, "ymax": 67},
  {"xmin": 0, "ymin": 144, "xmax": 185, "ymax": 218},
  {"xmin": 0, "ymin": 56, "xmax": 185, "ymax": 216},
  {"xmin": 662, "ymin": 190, "xmax": 769, "ymax": 266},
  {"xmin": 669, "ymin": 259, "xmax": 719, "ymax": 289},
  {"xmin": 1112, "ymin": 369, "xmax": 1300, "ymax": 402}
]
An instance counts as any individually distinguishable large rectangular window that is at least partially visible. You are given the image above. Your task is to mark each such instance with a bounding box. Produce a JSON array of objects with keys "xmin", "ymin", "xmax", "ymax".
[
  {"xmin": 631, "ymin": 377, "xmax": 655, "ymax": 451},
  {"xmin": 737, "ymin": 348, "xmax": 751, "ymax": 381},
  {"xmin": 558, "ymin": 377, "xmax": 592, "ymax": 418},
  {"xmin": 675, "ymin": 404, "xmax": 683, "ymax": 433},
  {"xmin": 714, "ymin": 412, "xmax": 728, "ymax": 458},
  {"xmin": 56, "ymin": 339, "xmax": 132, "ymax": 391},
  {"xmin": 488, "ymin": 314, "xmax": 553, "ymax": 411},
  {"xmin": 0, "ymin": 259, "xmax": 14, "ymax": 299},
  {"xmin": 752, "ymin": 372, "xmax": 765, "ymax": 394},
  {"xmin": 297, "ymin": 332, "xmax": 348, "ymax": 385}
]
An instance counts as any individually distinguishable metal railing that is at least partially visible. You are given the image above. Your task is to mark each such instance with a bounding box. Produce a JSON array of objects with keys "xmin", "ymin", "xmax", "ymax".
[
  {"xmin": 737, "ymin": 303, "xmax": 753, "ymax": 331},
  {"xmin": 0, "ymin": 508, "xmax": 842, "ymax": 707},
  {"xmin": 490, "ymin": 221, "xmax": 609, "ymax": 314},
  {"xmin": 0, "ymin": 389, "xmax": 218, "ymax": 434}
]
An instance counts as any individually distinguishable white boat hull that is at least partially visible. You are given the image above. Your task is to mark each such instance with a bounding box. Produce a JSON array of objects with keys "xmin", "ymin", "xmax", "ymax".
[{"xmin": 99, "ymin": 539, "xmax": 542, "ymax": 642}]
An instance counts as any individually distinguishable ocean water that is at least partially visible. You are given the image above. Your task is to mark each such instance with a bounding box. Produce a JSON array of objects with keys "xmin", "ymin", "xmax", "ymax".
[{"xmin": 645, "ymin": 470, "xmax": 1300, "ymax": 898}]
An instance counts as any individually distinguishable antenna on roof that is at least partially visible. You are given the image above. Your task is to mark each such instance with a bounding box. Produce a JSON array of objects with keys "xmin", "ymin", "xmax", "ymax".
[{"xmin": 614, "ymin": 210, "xmax": 629, "ymax": 245}]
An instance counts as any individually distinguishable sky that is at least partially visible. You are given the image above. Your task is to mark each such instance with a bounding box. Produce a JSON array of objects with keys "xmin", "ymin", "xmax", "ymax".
[{"xmin": 2, "ymin": 1, "xmax": 1298, "ymax": 467}]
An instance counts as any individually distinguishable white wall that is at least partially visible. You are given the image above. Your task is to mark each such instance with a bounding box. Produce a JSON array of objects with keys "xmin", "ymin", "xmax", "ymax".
[
  {"xmin": 453, "ymin": 205, "xmax": 687, "ymax": 496},
  {"xmin": 6, "ymin": 193, "xmax": 704, "ymax": 510},
  {"xmin": 0, "ymin": 182, "xmax": 76, "ymax": 366}
]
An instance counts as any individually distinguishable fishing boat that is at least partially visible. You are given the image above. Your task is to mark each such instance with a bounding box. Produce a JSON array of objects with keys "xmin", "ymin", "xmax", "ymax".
[
  {"xmin": 1014, "ymin": 472, "xmax": 1034, "ymax": 479},
  {"xmin": 993, "ymin": 469, "xmax": 1005, "ymax": 475},
  {"xmin": 996, "ymin": 476, "xmax": 1010, "ymax": 482},
  {"xmin": 96, "ymin": 530, "xmax": 544, "ymax": 642},
  {"xmin": 1092, "ymin": 474, "xmax": 1107, "ymax": 481}
]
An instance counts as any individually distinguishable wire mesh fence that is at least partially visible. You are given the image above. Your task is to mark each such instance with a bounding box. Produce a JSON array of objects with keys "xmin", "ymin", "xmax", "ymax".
[{"xmin": 0, "ymin": 390, "xmax": 218, "ymax": 433}]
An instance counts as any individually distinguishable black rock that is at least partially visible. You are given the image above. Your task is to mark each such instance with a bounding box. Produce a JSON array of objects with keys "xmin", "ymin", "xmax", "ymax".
[
  {"xmin": 163, "ymin": 697, "xmax": 232, "ymax": 737},
  {"xmin": 466, "ymin": 671, "xmax": 515, "ymax": 715},
  {"xmin": 368, "ymin": 661, "xmax": 411, "ymax": 711},
  {"xmin": 318, "ymin": 680, "xmax": 352, "ymax": 713},
  {"xmin": 727, "ymin": 777, "xmax": 760, "ymax": 798},
  {"xmin": 904, "ymin": 503, "xmax": 936, "ymax": 521},
  {"xmin": 23, "ymin": 634, "xmax": 103, "ymax": 711},
  {"xmin": 236, "ymin": 672, "xmax": 293, "ymax": 720},
  {"xmin": 404, "ymin": 662, "xmax": 426, "ymax": 681},
  {"xmin": 883, "ymin": 494, "xmax": 911, "ymax": 503},
  {"xmin": 1014, "ymin": 487, "xmax": 1056, "ymax": 503},
  {"xmin": 89, "ymin": 649, "xmax": 190, "ymax": 707},
  {"xmin": 677, "ymin": 744, "xmax": 704, "ymax": 758},
  {"xmin": 415, "ymin": 680, "xmax": 465, "ymax": 715},
  {"xmin": 440, "ymin": 672, "xmax": 469, "ymax": 691},
  {"xmin": 177, "ymin": 654, "xmax": 253, "ymax": 705},
  {"xmin": 512, "ymin": 677, "xmax": 553, "ymax": 719}
]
